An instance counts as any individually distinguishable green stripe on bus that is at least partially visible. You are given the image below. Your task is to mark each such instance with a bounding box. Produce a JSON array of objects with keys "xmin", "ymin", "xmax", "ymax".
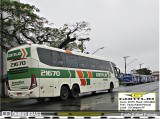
[
  {"xmin": 86, "ymin": 78, "xmax": 90, "ymax": 85},
  {"xmin": 7, "ymin": 68, "xmax": 111, "ymax": 80},
  {"xmin": 83, "ymin": 71, "xmax": 88, "ymax": 78},
  {"xmin": 69, "ymin": 70, "xmax": 76, "ymax": 78},
  {"xmin": 25, "ymin": 47, "xmax": 31, "ymax": 57},
  {"xmin": 7, "ymin": 68, "xmax": 76, "ymax": 80}
]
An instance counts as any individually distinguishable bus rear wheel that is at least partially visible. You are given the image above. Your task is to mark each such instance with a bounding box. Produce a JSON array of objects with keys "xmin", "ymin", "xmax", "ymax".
[
  {"xmin": 108, "ymin": 83, "xmax": 114, "ymax": 93},
  {"xmin": 91, "ymin": 91, "xmax": 96, "ymax": 95},
  {"xmin": 70, "ymin": 85, "xmax": 80, "ymax": 99},
  {"xmin": 60, "ymin": 85, "xmax": 69, "ymax": 100}
]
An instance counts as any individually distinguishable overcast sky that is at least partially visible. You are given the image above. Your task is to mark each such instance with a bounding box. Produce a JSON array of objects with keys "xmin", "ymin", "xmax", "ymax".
[{"xmin": 21, "ymin": 0, "xmax": 159, "ymax": 73}]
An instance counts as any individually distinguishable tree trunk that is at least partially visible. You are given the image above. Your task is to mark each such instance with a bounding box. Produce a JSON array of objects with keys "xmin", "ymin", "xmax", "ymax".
[{"xmin": 58, "ymin": 37, "xmax": 76, "ymax": 49}]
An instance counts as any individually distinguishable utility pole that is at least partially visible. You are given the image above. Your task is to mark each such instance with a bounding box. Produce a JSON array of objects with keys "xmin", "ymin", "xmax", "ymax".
[
  {"xmin": 123, "ymin": 56, "xmax": 130, "ymax": 74},
  {"xmin": 0, "ymin": 5, "xmax": 5, "ymax": 97}
]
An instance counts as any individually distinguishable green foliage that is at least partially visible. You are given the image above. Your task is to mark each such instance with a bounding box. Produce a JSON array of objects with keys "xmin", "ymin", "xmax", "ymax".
[
  {"xmin": 0, "ymin": 0, "xmax": 91, "ymax": 52},
  {"xmin": 136, "ymin": 68, "xmax": 152, "ymax": 75}
]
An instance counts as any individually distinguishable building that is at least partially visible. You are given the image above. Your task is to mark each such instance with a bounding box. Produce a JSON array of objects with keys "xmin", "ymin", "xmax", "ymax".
[
  {"xmin": 130, "ymin": 69, "xmax": 137, "ymax": 74},
  {"xmin": 152, "ymin": 71, "xmax": 159, "ymax": 81}
]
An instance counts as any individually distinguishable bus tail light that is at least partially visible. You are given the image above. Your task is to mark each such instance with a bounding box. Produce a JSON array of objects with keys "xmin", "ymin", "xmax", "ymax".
[
  {"xmin": 29, "ymin": 74, "xmax": 37, "ymax": 90},
  {"xmin": 6, "ymin": 80, "xmax": 11, "ymax": 91}
]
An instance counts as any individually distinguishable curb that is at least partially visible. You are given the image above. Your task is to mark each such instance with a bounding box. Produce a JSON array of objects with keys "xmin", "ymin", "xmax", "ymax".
[{"xmin": 1, "ymin": 98, "xmax": 24, "ymax": 104}]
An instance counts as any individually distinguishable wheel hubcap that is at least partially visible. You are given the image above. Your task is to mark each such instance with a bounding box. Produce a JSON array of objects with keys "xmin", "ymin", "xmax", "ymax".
[{"xmin": 62, "ymin": 88, "xmax": 67, "ymax": 97}]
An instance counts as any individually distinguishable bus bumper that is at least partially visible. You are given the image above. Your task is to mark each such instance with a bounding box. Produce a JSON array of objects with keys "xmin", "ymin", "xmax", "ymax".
[{"xmin": 8, "ymin": 88, "xmax": 39, "ymax": 99}]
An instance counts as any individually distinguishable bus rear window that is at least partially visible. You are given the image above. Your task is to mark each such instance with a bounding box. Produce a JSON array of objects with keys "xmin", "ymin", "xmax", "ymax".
[{"xmin": 37, "ymin": 48, "xmax": 53, "ymax": 66}]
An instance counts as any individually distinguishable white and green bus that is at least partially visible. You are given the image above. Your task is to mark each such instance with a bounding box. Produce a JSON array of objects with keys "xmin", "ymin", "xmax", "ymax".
[{"xmin": 6, "ymin": 44, "xmax": 120, "ymax": 101}]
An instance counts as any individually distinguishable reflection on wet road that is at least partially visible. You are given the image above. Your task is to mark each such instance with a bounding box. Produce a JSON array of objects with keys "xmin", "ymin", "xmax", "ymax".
[{"xmin": 2, "ymin": 81, "xmax": 159, "ymax": 111}]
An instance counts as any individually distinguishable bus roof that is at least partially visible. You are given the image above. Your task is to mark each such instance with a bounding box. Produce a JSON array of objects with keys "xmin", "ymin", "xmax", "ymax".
[{"xmin": 8, "ymin": 44, "xmax": 113, "ymax": 63}]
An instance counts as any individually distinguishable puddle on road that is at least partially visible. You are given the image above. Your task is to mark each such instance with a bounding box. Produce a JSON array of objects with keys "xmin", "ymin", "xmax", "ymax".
[{"xmin": 60, "ymin": 92, "xmax": 119, "ymax": 110}]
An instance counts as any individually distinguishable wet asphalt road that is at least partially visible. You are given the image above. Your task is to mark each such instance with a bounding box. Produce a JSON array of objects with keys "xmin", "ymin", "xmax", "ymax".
[{"xmin": 1, "ymin": 81, "xmax": 159, "ymax": 111}]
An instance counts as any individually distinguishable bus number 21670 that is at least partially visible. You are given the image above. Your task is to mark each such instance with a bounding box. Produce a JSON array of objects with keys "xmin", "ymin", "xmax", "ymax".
[{"xmin": 41, "ymin": 70, "xmax": 60, "ymax": 77}]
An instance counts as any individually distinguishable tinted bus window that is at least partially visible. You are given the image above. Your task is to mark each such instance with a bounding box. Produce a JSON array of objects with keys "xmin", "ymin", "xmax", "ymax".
[
  {"xmin": 97, "ymin": 60, "xmax": 113, "ymax": 72},
  {"xmin": 78, "ymin": 56, "xmax": 89, "ymax": 69},
  {"xmin": 52, "ymin": 51, "xmax": 66, "ymax": 67},
  {"xmin": 37, "ymin": 48, "xmax": 53, "ymax": 66},
  {"xmin": 66, "ymin": 54, "xmax": 78, "ymax": 68},
  {"xmin": 59, "ymin": 53, "xmax": 67, "ymax": 67},
  {"xmin": 89, "ymin": 58, "xmax": 98, "ymax": 70},
  {"xmin": 52, "ymin": 51, "xmax": 59, "ymax": 66},
  {"xmin": 105, "ymin": 61, "xmax": 113, "ymax": 73},
  {"xmin": 97, "ymin": 60, "xmax": 105, "ymax": 70}
]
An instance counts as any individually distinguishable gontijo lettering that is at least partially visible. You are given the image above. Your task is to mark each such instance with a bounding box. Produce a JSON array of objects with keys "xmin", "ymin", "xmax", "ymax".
[
  {"xmin": 8, "ymin": 52, "xmax": 22, "ymax": 58},
  {"xmin": 96, "ymin": 72, "xmax": 108, "ymax": 77}
]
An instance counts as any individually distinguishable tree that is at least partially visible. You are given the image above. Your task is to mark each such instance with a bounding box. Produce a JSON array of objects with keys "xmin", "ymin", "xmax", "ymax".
[
  {"xmin": 0, "ymin": 0, "xmax": 91, "ymax": 52},
  {"xmin": 136, "ymin": 68, "xmax": 152, "ymax": 75},
  {"xmin": 0, "ymin": 0, "xmax": 91, "ymax": 97},
  {"xmin": 54, "ymin": 21, "xmax": 91, "ymax": 51}
]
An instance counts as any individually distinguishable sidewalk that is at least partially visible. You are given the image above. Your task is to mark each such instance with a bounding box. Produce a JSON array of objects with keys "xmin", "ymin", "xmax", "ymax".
[{"xmin": 1, "ymin": 97, "xmax": 23, "ymax": 103}]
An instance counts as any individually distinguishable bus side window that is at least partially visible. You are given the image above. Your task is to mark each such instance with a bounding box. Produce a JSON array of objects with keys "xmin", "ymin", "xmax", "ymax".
[
  {"xmin": 66, "ymin": 54, "xmax": 78, "ymax": 68},
  {"xmin": 89, "ymin": 58, "xmax": 98, "ymax": 70},
  {"xmin": 58, "ymin": 53, "xmax": 66, "ymax": 67},
  {"xmin": 52, "ymin": 51, "xmax": 59, "ymax": 66},
  {"xmin": 98, "ymin": 60, "xmax": 111, "ymax": 71},
  {"xmin": 104, "ymin": 61, "xmax": 113, "ymax": 73},
  {"xmin": 78, "ymin": 56, "xmax": 89, "ymax": 69},
  {"xmin": 52, "ymin": 51, "xmax": 66, "ymax": 67},
  {"xmin": 97, "ymin": 60, "xmax": 103, "ymax": 70}
]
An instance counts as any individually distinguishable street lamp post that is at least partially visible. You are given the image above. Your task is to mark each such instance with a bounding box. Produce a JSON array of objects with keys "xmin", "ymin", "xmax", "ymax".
[
  {"xmin": 139, "ymin": 63, "xmax": 144, "ymax": 75},
  {"xmin": 126, "ymin": 59, "xmax": 138, "ymax": 66},
  {"xmin": 123, "ymin": 56, "xmax": 130, "ymax": 74},
  {"xmin": 139, "ymin": 63, "xmax": 144, "ymax": 69},
  {"xmin": 92, "ymin": 47, "xmax": 104, "ymax": 55}
]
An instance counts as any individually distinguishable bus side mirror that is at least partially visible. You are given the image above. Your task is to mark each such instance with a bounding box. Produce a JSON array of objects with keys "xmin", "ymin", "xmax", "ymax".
[
  {"xmin": 114, "ymin": 67, "xmax": 120, "ymax": 78},
  {"xmin": 117, "ymin": 68, "xmax": 120, "ymax": 75}
]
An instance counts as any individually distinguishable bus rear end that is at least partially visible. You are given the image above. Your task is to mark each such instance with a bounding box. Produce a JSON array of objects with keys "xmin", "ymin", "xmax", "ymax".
[{"xmin": 7, "ymin": 45, "xmax": 39, "ymax": 99}]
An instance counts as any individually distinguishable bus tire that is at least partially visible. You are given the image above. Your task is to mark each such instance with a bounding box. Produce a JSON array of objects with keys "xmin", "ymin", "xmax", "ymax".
[
  {"xmin": 70, "ymin": 85, "xmax": 80, "ymax": 99},
  {"xmin": 126, "ymin": 83, "xmax": 129, "ymax": 86},
  {"xmin": 60, "ymin": 85, "xmax": 69, "ymax": 100},
  {"xmin": 108, "ymin": 83, "xmax": 114, "ymax": 93},
  {"xmin": 91, "ymin": 91, "xmax": 96, "ymax": 95}
]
